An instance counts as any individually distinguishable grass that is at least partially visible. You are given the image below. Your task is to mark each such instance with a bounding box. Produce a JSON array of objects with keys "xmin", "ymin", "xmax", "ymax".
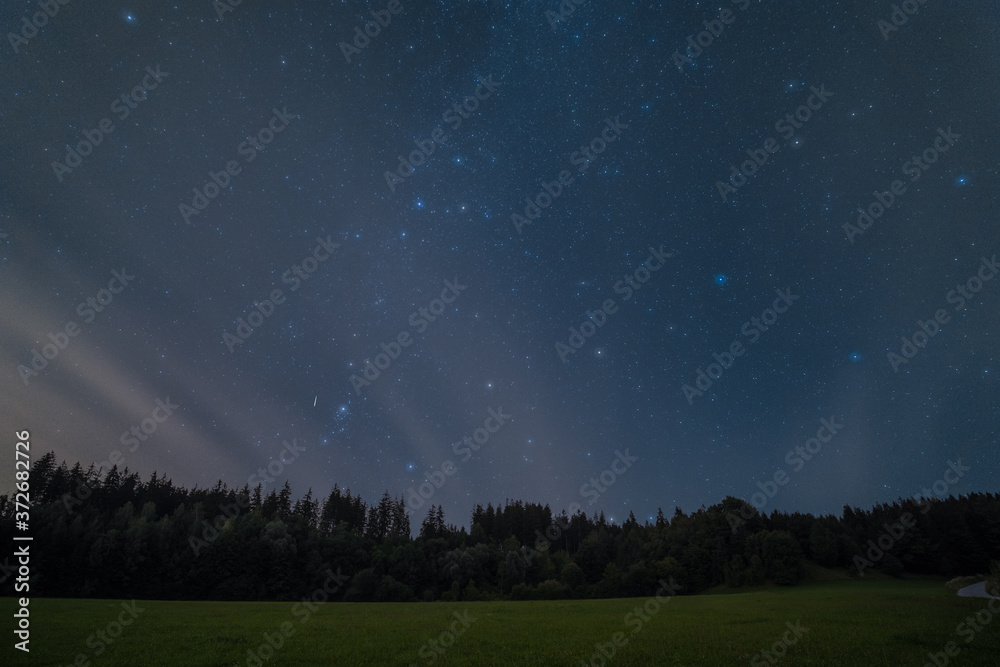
[{"xmin": 5, "ymin": 579, "xmax": 999, "ymax": 666}]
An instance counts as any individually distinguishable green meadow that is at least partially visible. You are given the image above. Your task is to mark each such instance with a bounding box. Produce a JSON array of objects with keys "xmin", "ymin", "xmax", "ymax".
[{"xmin": 6, "ymin": 579, "xmax": 999, "ymax": 666}]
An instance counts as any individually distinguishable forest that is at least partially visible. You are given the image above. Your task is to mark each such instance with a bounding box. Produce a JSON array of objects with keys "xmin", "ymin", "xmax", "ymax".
[{"xmin": 1, "ymin": 452, "xmax": 997, "ymax": 602}]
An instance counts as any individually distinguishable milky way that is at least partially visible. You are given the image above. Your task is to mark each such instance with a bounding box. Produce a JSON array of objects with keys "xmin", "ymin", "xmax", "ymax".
[{"xmin": 2, "ymin": 0, "xmax": 997, "ymax": 528}]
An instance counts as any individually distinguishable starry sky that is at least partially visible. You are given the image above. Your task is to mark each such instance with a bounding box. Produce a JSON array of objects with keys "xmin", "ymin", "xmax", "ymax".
[{"xmin": 2, "ymin": 1, "xmax": 998, "ymax": 529}]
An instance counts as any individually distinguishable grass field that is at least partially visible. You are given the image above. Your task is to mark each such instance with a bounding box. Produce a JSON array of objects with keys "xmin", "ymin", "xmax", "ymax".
[{"xmin": 5, "ymin": 579, "xmax": 999, "ymax": 666}]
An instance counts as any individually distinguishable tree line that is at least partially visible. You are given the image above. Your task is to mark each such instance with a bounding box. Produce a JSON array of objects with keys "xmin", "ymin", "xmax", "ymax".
[{"xmin": 1, "ymin": 452, "xmax": 997, "ymax": 602}]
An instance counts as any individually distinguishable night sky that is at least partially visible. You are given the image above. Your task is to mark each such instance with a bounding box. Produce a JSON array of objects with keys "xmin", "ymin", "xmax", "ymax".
[{"xmin": 2, "ymin": 1, "xmax": 998, "ymax": 530}]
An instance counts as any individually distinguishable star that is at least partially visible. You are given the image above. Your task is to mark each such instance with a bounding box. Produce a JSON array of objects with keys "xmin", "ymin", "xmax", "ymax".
[{"xmin": 5, "ymin": 0, "xmax": 996, "ymax": 572}]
